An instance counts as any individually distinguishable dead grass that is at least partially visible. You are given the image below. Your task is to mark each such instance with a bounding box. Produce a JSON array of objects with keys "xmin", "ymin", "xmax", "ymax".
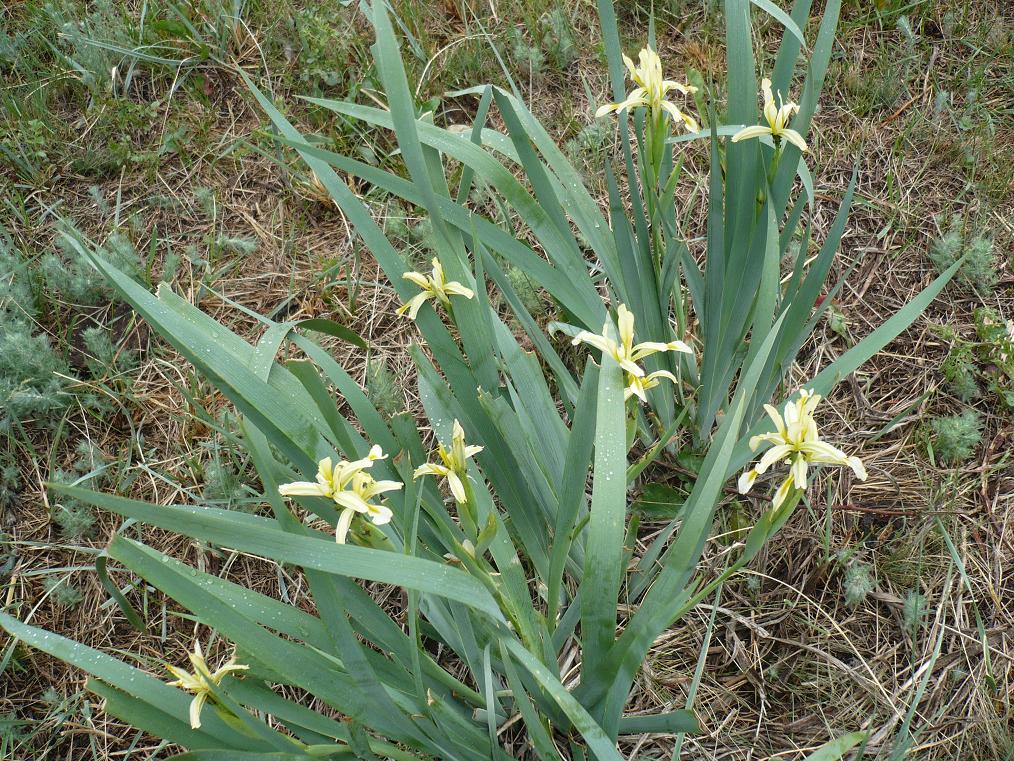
[{"xmin": 2, "ymin": 0, "xmax": 1013, "ymax": 758}]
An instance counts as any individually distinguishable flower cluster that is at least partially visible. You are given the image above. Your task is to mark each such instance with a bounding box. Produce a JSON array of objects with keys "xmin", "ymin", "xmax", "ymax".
[
  {"xmin": 571, "ymin": 304, "xmax": 692, "ymax": 403},
  {"xmin": 278, "ymin": 446, "xmax": 400, "ymax": 543},
  {"xmin": 166, "ymin": 641, "xmax": 248, "ymax": 729},
  {"xmin": 397, "ymin": 257, "xmax": 474, "ymax": 320},
  {"xmin": 414, "ymin": 419, "xmax": 483, "ymax": 504},
  {"xmin": 738, "ymin": 390, "xmax": 866, "ymax": 510},
  {"xmin": 731, "ymin": 77, "xmax": 807, "ymax": 152},
  {"xmin": 595, "ymin": 46, "xmax": 699, "ymax": 132}
]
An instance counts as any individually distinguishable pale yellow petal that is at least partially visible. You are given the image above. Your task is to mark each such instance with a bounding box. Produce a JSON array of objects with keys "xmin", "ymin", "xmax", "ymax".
[
  {"xmin": 332, "ymin": 490, "xmax": 372, "ymax": 515},
  {"xmin": 366, "ymin": 502, "xmax": 394, "ymax": 526},
  {"xmin": 335, "ymin": 506, "xmax": 355, "ymax": 544},
  {"xmin": 277, "ymin": 481, "xmax": 328, "ymax": 497},
  {"xmin": 738, "ymin": 468, "xmax": 757, "ymax": 494},
  {"xmin": 402, "ymin": 271, "xmax": 431, "ymax": 289},
  {"xmin": 790, "ymin": 456, "xmax": 808, "ymax": 490},
  {"xmin": 447, "ymin": 471, "xmax": 467, "ymax": 504},
  {"xmin": 444, "ymin": 281, "xmax": 475, "ymax": 300},
  {"xmin": 413, "ymin": 462, "xmax": 449, "ymax": 479},
  {"xmin": 731, "ymin": 125, "xmax": 774, "ymax": 143},
  {"xmin": 189, "ymin": 692, "xmax": 207, "ymax": 730},
  {"xmin": 617, "ymin": 304, "xmax": 635, "ymax": 353},
  {"xmin": 755, "ymin": 444, "xmax": 793, "ymax": 475},
  {"xmin": 771, "ymin": 476, "xmax": 795, "ymax": 511},
  {"xmin": 779, "ymin": 128, "xmax": 808, "ymax": 153}
]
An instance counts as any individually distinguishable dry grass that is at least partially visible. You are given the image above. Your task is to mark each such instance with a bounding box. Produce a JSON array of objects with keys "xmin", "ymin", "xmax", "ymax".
[{"xmin": 2, "ymin": 0, "xmax": 1013, "ymax": 758}]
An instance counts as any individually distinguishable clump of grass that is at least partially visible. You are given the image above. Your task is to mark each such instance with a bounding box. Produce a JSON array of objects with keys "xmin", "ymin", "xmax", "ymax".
[
  {"xmin": 927, "ymin": 409, "xmax": 982, "ymax": 464},
  {"xmin": 928, "ymin": 214, "xmax": 997, "ymax": 292},
  {"xmin": 0, "ymin": 246, "xmax": 39, "ymax": 318},
  {"xmin": 365, "ymin": 358, "xmax": 403, "ymax": 419},
  {"xmin": 42, "ymin": 576, "xmax": 84, "ymax": 609},
  {"xmin": 201, "ymin": 457, "xmax": 249, "ymax": 508}
]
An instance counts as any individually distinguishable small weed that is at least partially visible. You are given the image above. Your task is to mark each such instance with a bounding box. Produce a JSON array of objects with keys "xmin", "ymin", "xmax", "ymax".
[
  {"xmin": 214, "ymin": 235, "xmax": 259, "ymax": 257},
  {"xmin": 505, "ymin": 263, "xmax": 546, "ymax": 317},
  {"xmin": 507, "ymin": 6, "xmax": 577, "ymax": 79},
  {"xmin": 42, "ymin": 576, "xmax": 84, "ymax": 609},
  {"xmin": 0, "ymin": 321, "xmax": 70, "ymax": 433},
  {"xmin": 0, "ymin": 453, "xmax": 19, "ymax": 510},
  {"xmin": 843, "ymin": 560, "xmax": 875, "ymax": 607},
  {"xmin": 928, "ymin": 214, "xmax": 997, "ymax": 293},
  {"xmin": 902, "ymin": 590, "xmax": 927, "ymax": 639},
  {"xmin": 45, "ymin": 229, "xmax": 145, "ymax": 305},
  {"xmin": 365, "ymin": 358, "xmax": 404, "ymax": 419},
  {"xmin": 940, "ymin": 341, "xmax": 979, "ymax": 401},
  {"xmin": 927, "ymin": 409, "xmax": 982, "ymax": 464},
  {"xmin": 81, "ymin": 325, "xmax": 138, "ymax": 378}
]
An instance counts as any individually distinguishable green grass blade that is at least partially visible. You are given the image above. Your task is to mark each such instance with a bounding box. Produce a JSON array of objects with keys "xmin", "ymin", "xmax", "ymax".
[
  {"xmin": 51, "ymin": 484, "xmax": 506, "ymax": 621},
  {"xmin": 502, "ymin": 638, "xmax": 624, "ymax": 761},
  {"xmin": 801, "ymin": 732, "xmax": 868, "ymax": 761},
  {"xmin": 577, "ymin": 347, "xmax": 628, "ymax": 714}
]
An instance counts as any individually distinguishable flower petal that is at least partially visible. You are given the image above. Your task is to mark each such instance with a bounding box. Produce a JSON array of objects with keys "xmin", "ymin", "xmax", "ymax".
[
  {"xmin": 366, "ymin": 502, "xmax": 394, "ymax": 525},
  {"xmin": 771, "ymin": 476, "xmax": 795, "ymax": 511},
  {"xmin": 749, "ymin": 432, "xmax": 783, "ymax": 451},
  {"xmin": 790, "ymin": 456, "xmax": 808, "ymax": 490},
  {"xmin": 444, "ymin": 281, "xmax": 475, "ymax": 300},
  {"xmin": 738, "ymin": 468, "xmax": 757, "ymax": 494},
  {"xmin": 447, "ymin": 471, "xmax": 467, "ymax": 504},
  {"xmin": 755, "ymin": 444, "xmax": 793, "ymax": 475},
  {"xmin": 779, "ymin": 128, "xmax": 808, "ymax": 153},
  {"xmin": 660, "ymin": 100, "xmax": 699, "ymax": 132},
  {"xmin": 848, "ymin": 456, "xmax": 868, "ymax": 481},
  {"xmin": 571, "ymin": 331, "xmax": 613, "ymax": 354},
  {"xmin": 617, "ymin": 304, "xmax": 636, "ymax": 353},
  {"xmin": 335, "ymin": 507, "xmax": 355, "ymax": 544},
  {"xmin": 762, "ymin": 404, "xmax": 786, "ymax": 436},
  {"xmin": 278, "ymin": 481, "xmax": 328, "ymax": 497},
  {"xmin": 798, "ymin": 439, "xmax": 851, "ymax": 466},
  {"xmin": 402, "ymin": 271, "xmax": 431, "ymax": 289},
  {"xmin": 332, "ymin": 490, "xmax": 372, "ymax": 515},
  {"xmin": 731, "ymin": 125, "xmax": 773, "ymax": 143},
  {"xmin": 189, "ymin": 692, "xmax": 207, "ymax": 730}
]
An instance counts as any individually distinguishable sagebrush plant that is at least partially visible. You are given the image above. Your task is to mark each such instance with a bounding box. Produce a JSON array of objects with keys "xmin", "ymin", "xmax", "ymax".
[
  {"xmin": 927, "ymin": 409, "xmax": 982, "ymax": 464},
  {"xmin": 1, "ymin": 1, "xmax": 960, "ymax": 758},
  {"xmin": 928, "ymin": 213, "xmax": 997, "ymax": 292}
]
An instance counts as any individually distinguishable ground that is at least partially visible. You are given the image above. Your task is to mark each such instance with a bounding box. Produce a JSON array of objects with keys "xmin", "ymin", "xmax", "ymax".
[{"xmin": 1, "ymin": 0, "xmax": 1012, "ymax": 758}]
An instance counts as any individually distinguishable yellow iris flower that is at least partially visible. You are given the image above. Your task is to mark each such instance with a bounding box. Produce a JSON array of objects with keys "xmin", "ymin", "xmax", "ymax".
[
  {"xmin": 165, "ymin": 641, "xmax": 248, "ymax": 729},
  {"xmin": 414, "ymin": 419, "xmax": 483, "ymax": 504},
  {"xmin": 595, "ymin": 47, "xmax": 699, "ymax": 132},
  {"xmin": 572, "ymin": 304, "xmax": 692, "ymax": 400},
  {"xmin": 396, "ymin": 257, "xmax": 475, "ymax": 320},
  {"xmin": 731, "ymin": 77, "xmax": 808, "ymax": 152},
  {"xmin": 738, "ymin": 390, "xmax": 867, "ymax": 511},
  {"xmin": 279, "ymin": 446, "xmax": 401, "ymax": 543},
  {"xmin": 624, "ymin": 369, "xmax": 679, "ymax": 403}
]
